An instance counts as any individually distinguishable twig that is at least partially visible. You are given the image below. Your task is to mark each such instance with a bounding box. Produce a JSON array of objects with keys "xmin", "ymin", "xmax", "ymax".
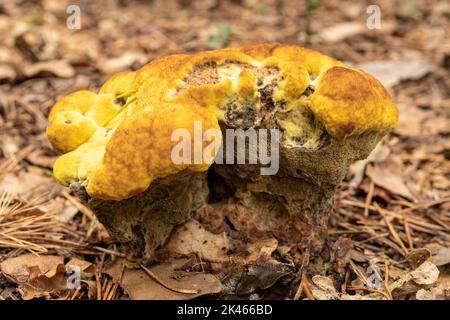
[
  {"xmin": 341, "ymin": 270, "xmax": 350, "ymax": 294},
  {"xmin": 397, "ymin": 197, "xmax": 450, "ymax": 214},
  {"xmin": 293, "ymin": 272, "xmax": 304, "ymax": 300},
  {"xmin": 140, "ymin": 264, "xmax": 198, "ymax": 294},
  {"xmin": 376, "ymin": 204, "xmax": 408, "ymax": 255},
  {"xmin": 364, "ymin": 181, "xmax": 375, "ymax": 217},
  {"xmin": 93, "ymin": 246, "xmax": 126, "ymax": 257},
  {"xmin": 95, "ymin": 272, "xmax": 102, "ymax": 300},
  {"xmin": 384, "ymin": 260, "xmax": 393, "ymax": 300},
  {"xmin": 70, "ymin": 287, "xmax": 81, "ymax": 300},
  {"xmin": 404, "ymin": 220, "xmax": 413, "ymax": 250},
  {"xmin": 301, "ymin": 274, "xmax": 315, "ymax": 300},
  {"xmin": 103, "ymin": 280, "xmax": 113, "ymax": 300},
  {"xmin": 107, "ymin": 263, "xmax": 125, "ymax": 300}
]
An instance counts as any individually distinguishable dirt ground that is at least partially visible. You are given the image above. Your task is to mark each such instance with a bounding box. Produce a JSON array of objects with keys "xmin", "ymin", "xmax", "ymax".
[{"xmin": 0, "ymin": 0, "xmax": 449, "ymax": 300}]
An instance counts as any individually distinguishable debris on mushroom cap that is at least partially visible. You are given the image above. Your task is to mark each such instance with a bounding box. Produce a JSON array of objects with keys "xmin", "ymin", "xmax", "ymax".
[{"xmin": 46, "ymin": 44, "xmax": 398, "ymax": 201}]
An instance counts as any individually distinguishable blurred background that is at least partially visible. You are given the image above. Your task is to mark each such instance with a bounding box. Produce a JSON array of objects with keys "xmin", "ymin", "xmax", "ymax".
[{"xmin": 0, "ymin": 0, "xmax": 449, "ymax": 300}]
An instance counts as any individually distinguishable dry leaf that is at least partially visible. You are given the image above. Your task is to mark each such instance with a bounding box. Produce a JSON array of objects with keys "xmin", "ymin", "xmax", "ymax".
[
  {"xmin": 348, "ymin": 141, "xmax": 391, "ymax": 187},
  {"xmin": 66, "ymin": 258, "xmax": 95, "ymax": 277},
  {"xmin": 244, "ymin": 238, "xmax": 278, "ymax": 263},
  {"xmin": 431, "ymin": 174, "xmax": 450, "ymax": 190},
  {"xmin": 395, "ymin": 103, "xmax": 431, "ymax": 137},
  {"xmin": 166, "ymin": 219, "xmax": 231, "ymax": 262},
  {"xmin": 51, "ymin": 198, "xmax": 79, "ymax": 223},
  {"xmin": 406, "ymin": 248, "xmax": 432, "ymax": 268},
  {"xmin": 348, "ymin": 249, "xmax": 370, "ymax": 263},
  {"xmin": 431, "ymin": 247, "xmax": 450, "ymax": 266},
  {"xmin": 236, "ymin": 261, "xmax": 292, "ymax": 295},
  {"xmin": 408, "ymin": 261, "xmax": 439, "ymax": 285},
  {"xmin": 416, "ymin": 287, "xmax": 448, "ymax": 300},
  {"xmin": 390, "ymin": 261, "xmax": 440, "ymax": 298},
  {"xmin": 310, "ymin": 274, "xmax": 385, "ymax": 300},
  {"xmin": 0, "ymin": 254, "xmax": 95, "ymax": 299},
  {"xmin": 423, "ymin": 117, "xmax": 450, "ymax": 135},
  {"xmin": 0, "ymin": 254, "xmax": 63, "ymax": 283},
  {"xmin": 22, "ymin": 60, "xmax": 75, "ymax": 78},
  {"xmin": 105, "ymin": 258, "xmax": 222, "ymax": 300},
  {"xmin": 366, "ymin": 155, "xmax": 414, "ymax": 200},
  {"xmin": 99, "ymin": 52, "xmax": 147, "ymax": 74},
  {"xmin": 0, "ymin": 64, "xmax": 16, "ymax": 81},
  {"xmin": 416, "ymin": 268, "xmax": 450, "ymax": 300},
  {"xmin": 0, "ymin": 170, "xmax": 53, "ymax": 196},
  {"xmin": 26, "ymin": 149, "xmax": 57, "ymax": 168},
  {"xmin": 0, "ymin": 135, "xmax": 20, "ymax": 158},
  {"xmin": 357, "ymin": 60, "xmax": 433, "ymax": 89},
  {"xmin": 310, "ymin": 275, "xmax": 340, "ymax": 300},
  {"xmin": 318, "ymin": 22, "xmax": 365, "ymax": 43},
  {"xmin": 81, "ymin": 280, "xmax": 98, "ymax": 300},
  {"xmin": 0, "ymin": 254, "xmax": 66, "ymax": 299}
]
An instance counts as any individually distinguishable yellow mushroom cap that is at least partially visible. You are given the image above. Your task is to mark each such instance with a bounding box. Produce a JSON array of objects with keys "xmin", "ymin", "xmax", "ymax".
[
  {"xmin": 47, "ymin": 44, "xmax": 398, "ymax": 201},
  {"xmin": 47, "ymin": 111, "xmax": 97, "ymax": 154},
  {"xmin": 310, "ymin": 66, "xmax": 398, "ymax": 139}
]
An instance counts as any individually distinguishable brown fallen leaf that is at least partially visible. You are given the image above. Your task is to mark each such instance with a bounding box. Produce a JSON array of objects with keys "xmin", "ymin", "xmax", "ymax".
[
  {"xmin": 431, "ymin": 174, "xmax": 450, "ymax": 190},
  {"xmin": 105, "ymin": 258, "xmax": 222, "ymax": 300},
  {"xmin": 318, "ymin": 22, "xmax": 365, "ymax": 43},
  {"xmin": 348, "ymin": 249, "xmax": 370, "ymax": 263},
  {"xmin": 357, "ymin": 60, "xmax": 433, "ymax": 89},
  {"xmin": 0, "ymin": 254, "xmax": 96, "ymax": 300},
  {"xmin": 366, "ymin": 155, "xmax": 415, "ymax": 200},
  {"xmin": 390, "ymin": 261, "xmax": 440, "ymax": 299},
  {"xmin": 348, "ymin": 141, "xmax": 391, "ymax": 187},
  {"xmin": 310, "ymin": 275, "xmax": 340, "ymax": 300},
  {"xmin": 0, "ymin": 254, "xmax": 66, "ymax": 299},
  {"xmin": 0, "ymin": 254, "xmax": 63, "ymax": 283},
  {"xmin": 310, "ymin": 274, "xmax": 387, "ymax": 300},
  {"xmin": 235, "ymin": 260, "xmax": 292, "ymax": 295},
  {"xmin": 26, "ymin": 149, "xmax": 57, "ymax": 169},
  {"xmin": 423, "ymin": 117, "xmax": 450, "ymax": 136},
  {"xmin": 416, "ymin": 286, "xmax": 450, "ymax": 300},
  {"xmin": 0, "ymin": 135, "xmax": 20, "ymax": 158},
  {"xmin": 99, "ymin": 52, "xmax": 147, "ymax": 74},
  {"xmin": 166, "ymin": 219, "xmax": 231, "ymax": 262},
  {"xmin": 21, "ymin": 60, "xmax": 75, "ymax": 79},
  {"xmin": 46, "ymin": 197, "xmax": 79, "ymax": 223},
  {"xmin": 406, "ymin": 248, "xmax": 432, "ymax": 268},
  {"xmin": 66, "ymin": 258, "xmax": 95, "ymax": 277},
  {"xmin": 416, "ymin": 267, "xmax": 450, "ymax": 300},
  {"xmin": 0, "ymin": 170, "xmax": 54, "ymax": 196},
  {"xmin": 431, "ymin": 247, "xmax": 450, "ymax": 266},
  {"xmin": 0, "ymin": 64, "xmax": 16, "ymax": 81},
  {"xmin": 244, "ymin": 238, "xmax": 278, "ymax": 263},
  {"xmin": 395, "ymin": 103, "xmax": 431, "ymax": 137}
]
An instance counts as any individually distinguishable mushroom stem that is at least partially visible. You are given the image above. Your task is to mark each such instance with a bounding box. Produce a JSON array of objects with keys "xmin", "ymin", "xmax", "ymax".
[{"xmin": 73, "ymin": 170, "xmax": 209, "ymax": 258}]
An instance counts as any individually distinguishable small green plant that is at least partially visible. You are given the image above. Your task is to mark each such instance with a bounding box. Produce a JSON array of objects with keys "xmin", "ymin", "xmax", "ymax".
[
  {"xmin": 402, "ymin": 0, "xmax": 421, "ymax": 19},
  {"xmin": 299, "ymin": 0, "xmax": 321, "ymax": 44},
  {"xmin": 307, "ymin": 0, "xmax": 321, "ymax": 10},
  {"xmin": 208, "ymin": 23, "xmax": 232, "ymax": 48}
]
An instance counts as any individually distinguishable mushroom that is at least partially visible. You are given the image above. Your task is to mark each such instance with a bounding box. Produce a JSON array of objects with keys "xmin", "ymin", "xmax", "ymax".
[{"xmin": 47, "ymin": 44, "xmax": 397, "ymax": 263}]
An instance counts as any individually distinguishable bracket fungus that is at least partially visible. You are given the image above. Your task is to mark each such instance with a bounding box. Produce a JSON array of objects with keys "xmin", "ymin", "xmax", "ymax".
[{"xmin": 47, "ymin": 44, "xmax": 397, "ymax": 267}]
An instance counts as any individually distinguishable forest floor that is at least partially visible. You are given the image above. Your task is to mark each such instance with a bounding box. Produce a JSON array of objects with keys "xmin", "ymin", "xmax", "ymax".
[{"xmin": 0, "ymin": 0, "xmax": 449, "ymax": 300}]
